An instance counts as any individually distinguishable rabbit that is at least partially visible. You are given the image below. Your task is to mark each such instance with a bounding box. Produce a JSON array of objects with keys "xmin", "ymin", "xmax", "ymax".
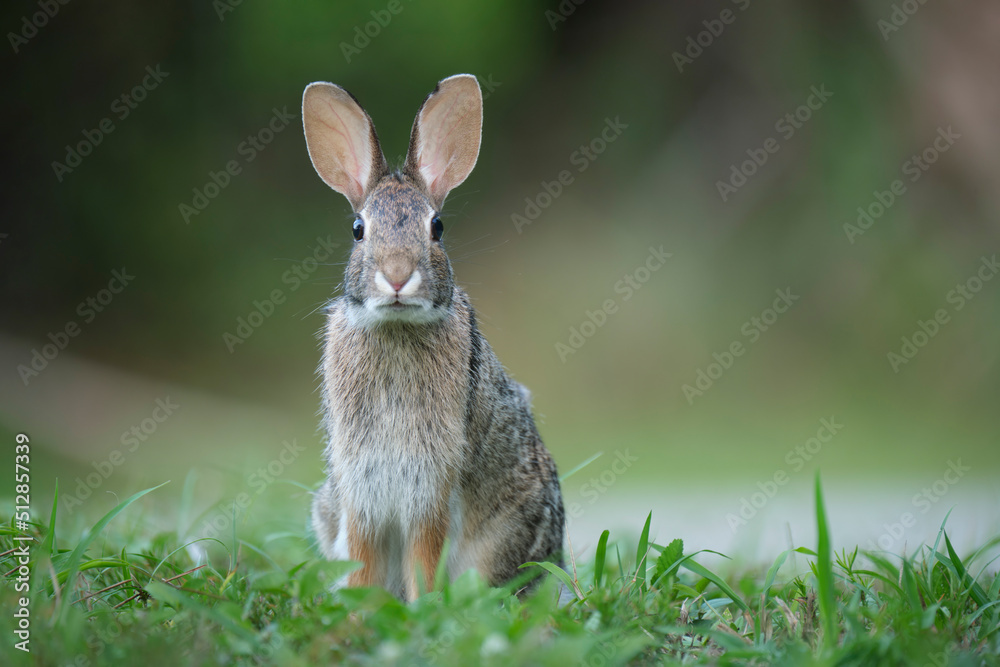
[{"xmin": 302, "ymin": 74, "xmax": 565, "ymax": 601}]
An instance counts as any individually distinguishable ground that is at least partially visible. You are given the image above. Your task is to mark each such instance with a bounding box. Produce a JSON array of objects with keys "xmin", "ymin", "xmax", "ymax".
[{"xmin": 1, "ymin": 476, "xmax": 998, "ymax": 666}]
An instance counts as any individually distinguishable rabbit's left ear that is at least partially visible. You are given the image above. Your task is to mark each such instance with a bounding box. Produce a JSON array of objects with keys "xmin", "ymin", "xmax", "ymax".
[{"xmin": 404, "ymin": 74, "xmax": 482, "ymax": 210}]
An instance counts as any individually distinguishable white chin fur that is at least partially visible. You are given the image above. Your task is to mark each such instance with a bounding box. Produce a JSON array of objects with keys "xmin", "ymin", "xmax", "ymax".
[{"xmin": 347, "ymin": 299, "xmax": 445, "ymax": 328}]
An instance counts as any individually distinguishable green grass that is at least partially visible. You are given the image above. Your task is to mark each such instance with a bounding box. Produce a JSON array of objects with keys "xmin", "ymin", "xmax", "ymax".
[{"xmin": 2, "ymin": 475, "xmax": 999, "ymax": 666}]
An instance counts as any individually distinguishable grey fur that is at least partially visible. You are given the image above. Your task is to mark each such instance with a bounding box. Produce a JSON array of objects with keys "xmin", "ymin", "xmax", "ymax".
[{"xmin": 303, "ymin": 75, "xmax": 564, "ymax": 601}]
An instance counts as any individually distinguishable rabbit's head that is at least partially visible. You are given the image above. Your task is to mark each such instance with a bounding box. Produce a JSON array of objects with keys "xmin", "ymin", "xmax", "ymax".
[{"xmin": 302, "ymin": 75, "xmax": 482, "ymax": 327}]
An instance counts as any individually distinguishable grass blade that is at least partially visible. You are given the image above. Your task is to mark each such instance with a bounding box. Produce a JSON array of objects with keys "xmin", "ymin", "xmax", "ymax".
[
  {"xmin": 899, "ymin": 558, "xmax": 922, "ymax": 611},
  {"xmin": 593, "ymin": 529, "xmax": 609, "ymax": 589},
  {"xmin": 28, "ymin": 481, "xmax": 60, "ymax": 604},
  {"xmin": 680, "ymin": 559, "xmax": 749, "ymax": 613},
  {"xmin": 763, "ymin": 548, "xmax": 813, "ymax": 595},
  {"xmin": 43, "ymin": 479, "xmax": 58, "ymax": 556},
  {"xmin": 944, "ymin": 532, "xmax": 989, "ymax": 607},
  {"xmin": 57, "ymin": 482, "xmax": 169, "ymax": 620},
  {"xmin": 434, "ymin": 538, "xmax": 451, "ymax": 594},
  {"xmin": 931, "ymin": 507, "xmax": 955, "ymax": 556},
  {"xmin": 635, "ymin": 511, "xmax": 651, "ymax": 593},
  {"xmin": 814, "ymin": 472, "xmax": 837, "ymax": 652},
  {"xmin": 559, "ymin": 451, "xmax": 603, "ymax": 482},
  {"xmin": 649, "ymin": 546, "xmax": 729, "ymax": 589},
  {"xmin": 522, "ymin": 561, "xmax": 582, "ymax": 600},
  {"xmin": 145, "ymin": 581, "xmax": 256, "ymax": 643},
  {"xmin": 853, "ymin": 569, "xmax": 904, "ymax": 596}
]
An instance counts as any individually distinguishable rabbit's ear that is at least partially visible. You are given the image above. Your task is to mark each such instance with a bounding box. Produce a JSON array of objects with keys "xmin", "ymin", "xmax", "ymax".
[
  {"xmin": 404, "ymin": 74, "xmax": 482, "ymax": 209},
  {"xmin": 303, "ymin": 82, "xmax": 388, "ymax": 211}
]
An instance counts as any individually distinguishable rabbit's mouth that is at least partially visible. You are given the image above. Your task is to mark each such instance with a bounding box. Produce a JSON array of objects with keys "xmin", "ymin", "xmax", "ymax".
[
  {"xmin": 376, "ymin": 292, "xmax": 425, "ymax": 309},
  {"xmin": 345, "ymin": 297, "xmax": 442, "ymax": 327},
  {"xmin": 378, "ymin": 300, "xmax": 427, "ymax": 316}
]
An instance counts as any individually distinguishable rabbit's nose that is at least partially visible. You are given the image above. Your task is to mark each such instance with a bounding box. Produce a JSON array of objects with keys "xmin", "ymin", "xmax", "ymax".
[
  {"xmin": 377, "ymin": 259, "xmax": 420, "ymax": 296},
  {"xmin": 383, "ymin": 264, "xmax": 413, "ymax": 292}
]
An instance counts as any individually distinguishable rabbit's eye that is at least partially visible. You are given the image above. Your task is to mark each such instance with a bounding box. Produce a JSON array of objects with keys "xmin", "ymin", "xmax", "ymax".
[
  {"xmin": 430, "ymin": 215, "xmax": 444, "ymax": 242},
  {"xmin": 352, "ymin": 217, "xmax": 364, "ymax": 241}
]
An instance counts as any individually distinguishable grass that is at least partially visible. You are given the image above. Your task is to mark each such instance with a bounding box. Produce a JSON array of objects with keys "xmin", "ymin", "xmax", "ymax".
[{"xmin": 2, "ymin": 473, "xmax": 999, "ymax": 666}]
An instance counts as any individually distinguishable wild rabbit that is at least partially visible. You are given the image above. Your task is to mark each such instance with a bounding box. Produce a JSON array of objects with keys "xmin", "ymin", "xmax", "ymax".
[{"xmin": 303, "ymin": 74, "xmax": 564, "ymax": 601}]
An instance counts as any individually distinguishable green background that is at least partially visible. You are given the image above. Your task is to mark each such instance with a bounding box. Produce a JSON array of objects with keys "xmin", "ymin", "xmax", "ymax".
[{"xmin": 1, "ymin": 0, "xmax": 997, "ymax": 556}]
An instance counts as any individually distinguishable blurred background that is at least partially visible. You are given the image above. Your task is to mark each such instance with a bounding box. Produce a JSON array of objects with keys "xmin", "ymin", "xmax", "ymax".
[{"xmin": 1, "ymin": 0, "xmax": 998, "ymax": 563}]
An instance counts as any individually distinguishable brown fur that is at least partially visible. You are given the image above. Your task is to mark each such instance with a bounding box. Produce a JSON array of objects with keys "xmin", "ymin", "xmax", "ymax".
[
  {"xmin": 346, "ymin": 519, "xmax": 383, "ymax": 588},
  {"xmin": 406, "ymin": 509, "xmax": 450, "ymax": 598}
]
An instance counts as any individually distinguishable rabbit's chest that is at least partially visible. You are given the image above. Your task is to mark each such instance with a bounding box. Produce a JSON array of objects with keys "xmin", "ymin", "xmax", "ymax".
[
  {"xmin": 328, "ymin": 395, "xmax": 462, "ymax": 526},
  {"xmin": 323, "ymin": 318, "xmax": 469, "ymax": 451},
  {"xmin": 330, "ymin": 353, "xmax": 466, "ymax": 446},
  {"xmin": 323, "ymin": 334, "xmax": 468, "ymax": 523}
]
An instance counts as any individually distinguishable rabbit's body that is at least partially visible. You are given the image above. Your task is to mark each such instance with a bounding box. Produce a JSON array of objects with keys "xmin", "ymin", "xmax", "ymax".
[{"xmin": 303, "ymin": 76, "xmax": 564, "ymax": 601}]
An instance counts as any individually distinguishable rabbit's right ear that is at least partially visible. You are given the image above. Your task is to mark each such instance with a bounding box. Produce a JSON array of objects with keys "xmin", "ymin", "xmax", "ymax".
[
  {"xmin": 302, "ymin": 82, "xmax": 388, "ymax": 211},
  {"xmin": 404, "ymin": 74, "xmax": 483, "ymax": 210}
]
